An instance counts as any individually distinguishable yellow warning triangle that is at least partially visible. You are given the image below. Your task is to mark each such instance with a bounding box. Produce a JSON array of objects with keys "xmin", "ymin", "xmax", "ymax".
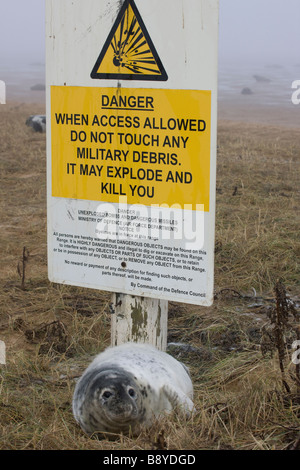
[{"xmin": 91, "ymin": 0, "xmax": 168, "ymax": 81}]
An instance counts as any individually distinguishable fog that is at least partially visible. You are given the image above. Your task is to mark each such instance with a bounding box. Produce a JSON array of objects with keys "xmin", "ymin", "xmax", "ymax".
[
  {"xmin": 0, "ymin": 0, "xmax": 299, "ymax": 65},
  {"xmin": 219, "ymin": 0, "xmax": 300, "ymax": 65},
  {"xmin": 0, "ymin": 0, "xmax": 45, "ymax": 64}
]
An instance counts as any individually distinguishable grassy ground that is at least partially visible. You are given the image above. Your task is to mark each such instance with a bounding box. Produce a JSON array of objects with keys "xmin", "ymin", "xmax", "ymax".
[{"xmin": 0, "ymin": 102, "xmax": 299, "ymax": 450}]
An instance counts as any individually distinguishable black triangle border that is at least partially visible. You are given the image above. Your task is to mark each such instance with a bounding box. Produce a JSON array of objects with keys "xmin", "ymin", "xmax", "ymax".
[{"xmin": 90, "ymin": 0, "xmax": 168, "ymax": 81}]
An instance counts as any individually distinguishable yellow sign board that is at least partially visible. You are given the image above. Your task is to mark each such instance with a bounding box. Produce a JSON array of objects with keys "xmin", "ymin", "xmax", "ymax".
[{"xmin": 51, "ymin": 86, "xmax": 211, "ymax": 211}]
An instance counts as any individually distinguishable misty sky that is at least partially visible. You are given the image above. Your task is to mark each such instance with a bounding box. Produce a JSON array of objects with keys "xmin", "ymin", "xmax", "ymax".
[{"xmin": 0, "ymin": 0, "xmax": 299, "ymax": 65}]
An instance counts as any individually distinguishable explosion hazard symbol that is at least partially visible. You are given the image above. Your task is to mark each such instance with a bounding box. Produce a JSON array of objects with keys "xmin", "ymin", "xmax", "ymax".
[{"xmin": 91, "ymin": 0, "xmax": 168, "ymax": 81}]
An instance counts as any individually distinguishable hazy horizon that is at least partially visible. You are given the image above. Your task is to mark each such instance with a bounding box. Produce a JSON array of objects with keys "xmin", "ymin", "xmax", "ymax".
[{"xmin": 0, "ymin": 0, "xmax": 299, "ymax": 67}]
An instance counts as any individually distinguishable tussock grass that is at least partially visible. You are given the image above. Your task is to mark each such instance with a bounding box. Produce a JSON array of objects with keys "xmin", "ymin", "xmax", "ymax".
[{"xmin": 0, "ymin": 105, "xmax": 299, "ymax": 449}]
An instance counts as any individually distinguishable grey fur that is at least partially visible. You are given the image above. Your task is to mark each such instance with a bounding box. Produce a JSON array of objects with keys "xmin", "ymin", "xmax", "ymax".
[{"xmin": 72, "ymin": 342, "xmax": 194, "ymax": 436}]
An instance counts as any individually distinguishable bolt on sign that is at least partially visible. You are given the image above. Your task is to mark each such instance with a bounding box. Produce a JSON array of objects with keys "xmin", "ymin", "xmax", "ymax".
[{"xmin": 46, "ymin": 0, "xmax": 219, "ymax": 306}]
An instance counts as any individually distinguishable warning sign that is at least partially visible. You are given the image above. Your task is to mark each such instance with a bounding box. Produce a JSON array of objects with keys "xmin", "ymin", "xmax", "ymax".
[
  {"xmin": 51, "ymin": 86, "xmax": 211, "ymax": 211},
  {"xmin": 91, "ymin": 0, "xmax": 168, "ymax": 81},
  {"xmin": 46, "ymin": 0, "xmax": 219, "ymax": 306}
]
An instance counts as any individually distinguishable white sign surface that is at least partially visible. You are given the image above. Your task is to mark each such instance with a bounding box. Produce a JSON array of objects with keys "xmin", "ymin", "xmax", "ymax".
[{"xmin": 46, "ymin": 0, "xmax": 219, "ymax": 305}]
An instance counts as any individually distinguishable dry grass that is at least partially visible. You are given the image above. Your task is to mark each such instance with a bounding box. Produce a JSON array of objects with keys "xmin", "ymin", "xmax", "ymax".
[{"xmin": 0, "ymin": 103, "xmax": 299, "ymax": 450}]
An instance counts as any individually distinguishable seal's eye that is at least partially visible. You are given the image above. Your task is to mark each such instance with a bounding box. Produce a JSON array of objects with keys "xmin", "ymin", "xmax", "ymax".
[
  {"xmin": 102, "ymin": 390, "xmax": 113, "ymax": 399},
  {"xmin": 128, "ymin": 388, "xmax": 136, "ymax": 398}
]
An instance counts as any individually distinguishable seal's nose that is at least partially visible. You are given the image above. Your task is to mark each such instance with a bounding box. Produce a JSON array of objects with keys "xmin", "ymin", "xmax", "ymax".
[{"xmin": 120, "ymin": 402, "xmax": 134, "ymax": 418}]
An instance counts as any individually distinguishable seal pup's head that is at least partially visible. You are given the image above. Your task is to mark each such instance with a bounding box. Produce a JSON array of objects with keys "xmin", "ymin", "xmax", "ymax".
[{"xmin": 73, "ymin": 366, "xmax": 144, "ymax": 436}]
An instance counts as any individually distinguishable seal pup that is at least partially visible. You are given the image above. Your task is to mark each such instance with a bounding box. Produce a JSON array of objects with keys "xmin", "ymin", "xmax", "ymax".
[{"xmin": 72, "ymin": 342, "xmax": 194, "ymax": 436}]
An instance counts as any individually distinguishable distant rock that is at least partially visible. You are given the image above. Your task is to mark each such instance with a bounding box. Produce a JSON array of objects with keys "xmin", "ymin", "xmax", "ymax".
[
  {"xmin": 241, "ymin": 87, "xmax": 253, "ymax": 95},
  {"xmin": 266, "ymin": 64, "xmax": 283, "ymax": 69},
  {"xmin": 253, "ymin": 75, "xmax": 271, "ymax": 83},
  {"xmin": 30, "ymin": 83, "xmax": 45, "ymax": 91},
  {"xmin": 26, "ymin": 115, "xmax": 46, "ymax": 133}
]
